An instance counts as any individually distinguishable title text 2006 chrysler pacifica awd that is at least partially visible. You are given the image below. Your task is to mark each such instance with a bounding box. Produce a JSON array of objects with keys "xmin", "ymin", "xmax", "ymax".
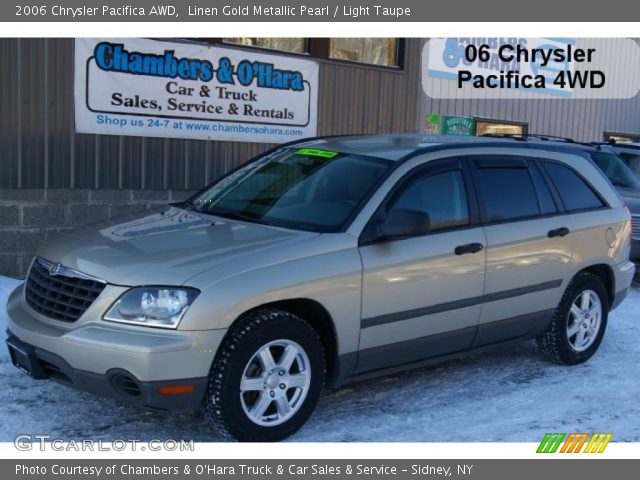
[{"xmin": 5, "ymin": 135, "xmax": 636, "ymax": 441}]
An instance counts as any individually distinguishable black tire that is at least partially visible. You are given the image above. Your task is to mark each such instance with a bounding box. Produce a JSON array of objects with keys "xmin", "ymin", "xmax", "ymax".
[
  {"xmin": 537, "ymin": 272, "xmax": 609, "ymax": 365},
  {"xmin": 204, "ymin": 309, "xmax": 325, "ymax": 442}
]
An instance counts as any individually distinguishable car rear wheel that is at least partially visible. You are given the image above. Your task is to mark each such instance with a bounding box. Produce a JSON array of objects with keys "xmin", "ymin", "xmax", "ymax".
[
  {"xmin": 204, "ymin": 309, "xmax": 325, "ymax": 441},
  {"xmin": 537, "ymin": 272, "xmax": 609, "ymax": 365}
]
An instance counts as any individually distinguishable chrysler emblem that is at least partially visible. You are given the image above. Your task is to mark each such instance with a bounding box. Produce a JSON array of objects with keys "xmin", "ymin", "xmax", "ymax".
[{"xmin": 49, "ymin": 263, "xmax": 63, "ymax": 276}]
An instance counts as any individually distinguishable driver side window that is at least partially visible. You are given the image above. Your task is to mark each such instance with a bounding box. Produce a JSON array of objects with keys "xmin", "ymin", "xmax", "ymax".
[{"xmin": 388, "ymin": 169, "xmax": 470, "ymax": 232}]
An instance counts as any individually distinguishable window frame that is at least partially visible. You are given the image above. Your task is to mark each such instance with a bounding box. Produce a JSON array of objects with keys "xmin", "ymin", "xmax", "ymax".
[
  {"xmin": 220, "ymin": 37, "xmax": 311, "ymax": 55},
  {"xmin": 326, "ymin": 38, "xmax": 404, "ymax": 69},
  {"xmin": 359, "ymin": 157, "xmax": 479, "ymax": 245},
  {"xmin": 194, "ymin": 38, "xmax": 405, "ymax": 71},
  {"xmin": 604, "ymin": 131, "xmax": 640, "ymax": 143},
  {"xmin": 474, "ymin": 117, "xmax": 529, "ymax": 137}
]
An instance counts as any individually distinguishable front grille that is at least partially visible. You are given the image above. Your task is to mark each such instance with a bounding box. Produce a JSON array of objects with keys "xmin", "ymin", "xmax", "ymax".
[
  {"xmin": 632, "ymin": 216, "xmax": 640, "ymax": 240},
  {"xmin": 25, "ymin": 258, "xmax": 106, "ymax": 322}
]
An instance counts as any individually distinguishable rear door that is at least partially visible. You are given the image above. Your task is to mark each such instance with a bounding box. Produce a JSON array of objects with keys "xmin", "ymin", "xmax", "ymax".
[
  {"xmin": 470, "ymin": 154, "xmax": 575, "ymax": 347},
  {"xmin": 357, "ymin": 157, "xmax": 486, "ymax": 373}
]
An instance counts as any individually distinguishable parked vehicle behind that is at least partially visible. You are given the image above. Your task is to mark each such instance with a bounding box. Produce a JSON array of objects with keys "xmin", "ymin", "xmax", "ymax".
[
  {"xmin": 592, "ymin": 144, "xmax": 640, "ymax": 265},
  {"xmin": 604, "ymin": 142, "xmax": 640, "ymax": 179},
  {"xmin": 5, "ymin": 135, "xmax": 635, "ymax": 441}
]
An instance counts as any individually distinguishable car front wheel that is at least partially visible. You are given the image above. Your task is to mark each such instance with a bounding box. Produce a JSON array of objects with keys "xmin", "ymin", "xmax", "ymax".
[{"xmin": 204, "ymin": 309, "xmax": 325, "ymax": 441}]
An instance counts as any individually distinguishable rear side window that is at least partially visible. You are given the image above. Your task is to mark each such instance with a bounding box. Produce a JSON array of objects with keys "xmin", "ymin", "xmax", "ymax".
[
  {"xmin": 475, "ymin": 166, "xmax": 540, "ymax": 222},
  {"xmin": 542, "ymin": 162, "xmax": 605, "ymax": 212}
]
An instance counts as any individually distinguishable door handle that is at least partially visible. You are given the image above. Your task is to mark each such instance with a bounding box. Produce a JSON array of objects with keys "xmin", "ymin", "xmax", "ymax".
[
  {"xmin": 454, "ymin": 242, "xmax": 484, "ymax": 255},
  {"xmin": 548, "ymin": 227, "xmax": 570, "ymax": 238}
]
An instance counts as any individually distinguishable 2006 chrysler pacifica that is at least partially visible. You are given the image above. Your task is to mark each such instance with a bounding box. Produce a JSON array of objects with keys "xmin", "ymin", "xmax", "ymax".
[{"xmin": 5, "ymin": 134, "xmax": 636, "ymax": 441}]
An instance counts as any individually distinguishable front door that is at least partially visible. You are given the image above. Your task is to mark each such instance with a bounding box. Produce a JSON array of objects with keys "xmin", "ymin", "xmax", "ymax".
[{"xmin": 357, "ymin": 158, "xmax": 486, "ymax": 373}]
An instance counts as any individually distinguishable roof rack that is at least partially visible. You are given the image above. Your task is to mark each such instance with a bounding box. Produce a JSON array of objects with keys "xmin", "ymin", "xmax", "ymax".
[
  {"xmin": 478, "ymin": 133, "xmax": 526, "ymax": 141},
  {"xmin": 479, "ymin": 133, "xmax": 607, "ymax": 150},
  {"xmin": 480, "ymin": 133, "xmax": 578, "ymax": 143},
  {"xmin": 523, "ymin": 133, "xmax": 577, "ymax": 143}
]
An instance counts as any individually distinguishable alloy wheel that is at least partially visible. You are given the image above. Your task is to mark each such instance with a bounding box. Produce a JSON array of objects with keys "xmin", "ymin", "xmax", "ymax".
[{"xmin": 240, "ymin": 339, "xmax": 312, "ymax": 427}]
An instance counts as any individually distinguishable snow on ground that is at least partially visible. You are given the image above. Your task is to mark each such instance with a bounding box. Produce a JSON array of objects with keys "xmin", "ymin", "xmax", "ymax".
[{"xmin": 0, "ymin": 275, "xmax": 639, "ymax": 442}]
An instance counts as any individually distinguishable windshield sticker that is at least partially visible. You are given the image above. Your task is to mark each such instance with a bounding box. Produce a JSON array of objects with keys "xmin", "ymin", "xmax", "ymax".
[{"xmin": 296, "ymin": 148, "xmax": 339, "ymax": 158}]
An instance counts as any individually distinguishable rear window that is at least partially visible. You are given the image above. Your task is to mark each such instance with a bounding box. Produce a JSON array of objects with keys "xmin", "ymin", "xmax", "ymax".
[{"xmin": 542, "ymin": 162, "xmax": 605, "ymax": 212}]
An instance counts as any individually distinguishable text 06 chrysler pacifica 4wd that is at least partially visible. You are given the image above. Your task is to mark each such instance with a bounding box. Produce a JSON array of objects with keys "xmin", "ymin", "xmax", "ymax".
[{"xmin": 5, "ymin": 135, "xmax": 636, "ymax": 441}]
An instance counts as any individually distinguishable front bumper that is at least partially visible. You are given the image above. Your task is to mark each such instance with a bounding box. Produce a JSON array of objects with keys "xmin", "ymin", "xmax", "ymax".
[{"xmin": 5, "ymin": 284, "xmax": 227, "ymax": 411}]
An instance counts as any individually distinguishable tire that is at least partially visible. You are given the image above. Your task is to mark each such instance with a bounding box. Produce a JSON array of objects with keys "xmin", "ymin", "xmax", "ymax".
[
  {"xmin": 204, "ymin": 309, "xmax": 325, "ymax": 442},
  {"xmin": 537, "ymin": 272, "xmax": 609, "ymax": 365}
]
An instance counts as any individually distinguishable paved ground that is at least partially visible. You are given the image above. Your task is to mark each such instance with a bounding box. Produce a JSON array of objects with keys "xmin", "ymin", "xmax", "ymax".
[{"xmin": 1, "ymin": 276, "xmax": 638, "ymax": 442}]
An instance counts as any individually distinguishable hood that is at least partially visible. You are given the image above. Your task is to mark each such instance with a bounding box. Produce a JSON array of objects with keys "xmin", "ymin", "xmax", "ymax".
[
  {"xmin": 37, "ymin": 206, "xmax": 319, "ymax": 286},
  {"xmin": 616, "ymin": 187, "xmax": 640, "ymax": 214}
]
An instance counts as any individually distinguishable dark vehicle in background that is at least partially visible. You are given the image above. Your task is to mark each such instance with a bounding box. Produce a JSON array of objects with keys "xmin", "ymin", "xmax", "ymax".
[
  {"xmin": 593, "ymin": 145, "xmax": 640, "ymax": 266},
  {"xmin": 605, "ymin": 142, "xmax": 640, "ymax": 179}
]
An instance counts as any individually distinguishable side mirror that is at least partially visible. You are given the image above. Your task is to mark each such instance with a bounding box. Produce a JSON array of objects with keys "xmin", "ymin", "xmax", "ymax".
[{"xmin": 379, "ymin": 209, "xmax": 431, "ymax": 239}]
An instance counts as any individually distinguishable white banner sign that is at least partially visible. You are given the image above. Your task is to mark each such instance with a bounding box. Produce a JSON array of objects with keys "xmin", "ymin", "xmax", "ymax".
[
  {"xmin": 74, "ymin": 38, "xmax": 319, "ymax": 143},
  {"xmin": 424, "ymin": 37, "xmax": 575, "ymax": 98}
]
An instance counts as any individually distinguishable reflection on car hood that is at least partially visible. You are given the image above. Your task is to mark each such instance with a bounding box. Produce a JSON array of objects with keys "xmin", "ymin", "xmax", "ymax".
[{"xmin": 36, "ymin": 207, "xmax": 319, "ymax": 286}]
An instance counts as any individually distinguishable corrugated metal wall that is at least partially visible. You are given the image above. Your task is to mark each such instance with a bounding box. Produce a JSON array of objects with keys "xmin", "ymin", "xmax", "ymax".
[
  {"xmin": 0, "ymin": 38, "xmax": 421, "ymax": 190},
  {"xmin": 420, "ymin": 38, "xmax": 640, "ymax": 141}
]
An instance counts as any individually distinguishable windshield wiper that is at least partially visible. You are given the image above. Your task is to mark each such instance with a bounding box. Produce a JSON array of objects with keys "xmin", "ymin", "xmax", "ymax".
[
  {"xmin": 172, "ymin": 200, "xmax": 204, "ymax": 213},
  {"xmin": 207, "ymin": 208, "xmax": 271, "ymax": 226}
]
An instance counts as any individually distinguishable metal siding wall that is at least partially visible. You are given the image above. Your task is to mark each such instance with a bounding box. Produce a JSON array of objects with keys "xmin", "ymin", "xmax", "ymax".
[
  {"xmin": 1, "ymin": 38, "xmax": 422, "ymax": 191},
  {"xmin": 0, "ymin": 38, "xmax": 19, "ymax": 188},
  {"xmin": 46, "ymin": 38, "xmax": 74, "ymax": 189}
]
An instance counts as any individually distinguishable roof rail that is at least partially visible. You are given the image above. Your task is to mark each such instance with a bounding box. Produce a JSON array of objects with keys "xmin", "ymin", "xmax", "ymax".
[
  {"xmin": 522, "ymin": 133, "xmax": 576, "ymax": 143},
  {"xmin": 478, "ymin": 133, "xmax": 526, "ymax": 141},
  {"xmin": 480, "ymin": 132, "xmax": 578, "ymax": 143}
]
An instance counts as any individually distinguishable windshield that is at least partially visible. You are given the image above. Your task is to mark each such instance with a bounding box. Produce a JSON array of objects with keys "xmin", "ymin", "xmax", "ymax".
[
  {"xmin": 618, "ymin": 152, "xmax": 640, "ymax": 178},
  {"xmin": 189, "ymin": 148, "xmax": 392, "ymax": 232},
  {"xmin": 590, "ymin": 152, "xmax": 640, "ymax": 190}
]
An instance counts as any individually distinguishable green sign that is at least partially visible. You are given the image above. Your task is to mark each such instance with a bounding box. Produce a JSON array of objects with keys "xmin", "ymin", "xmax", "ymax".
[
  {"xmin": 442, "ymin": 115, "xmax": 476, "ymax": 136},
  {"xmin": 424, "ymin": 113, "xmax": 441, "ymax": 134},
  {"xmin": 296, "ymin": 148, "xmax": 339, "ymax": 158}
]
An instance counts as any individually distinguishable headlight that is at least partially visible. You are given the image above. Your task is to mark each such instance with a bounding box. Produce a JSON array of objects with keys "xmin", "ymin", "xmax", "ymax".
[{"xmin": 104, "ymin": 287, "xmax": 199, "ymax": 329}]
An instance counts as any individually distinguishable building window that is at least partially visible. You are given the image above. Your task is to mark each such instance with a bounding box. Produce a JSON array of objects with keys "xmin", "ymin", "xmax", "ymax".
[
  {"xmin": 223, "ymin": 38, "xmax": 307, "ymax": 54},
  {"xmin": 475, "ymin": 119, "xmax": 527, "ymax": 137},
  {"xmin": 329, "ymin": 38, "xmax": 399, "ymax": 67},
  {"xmin": 604, "ymin": 131, "xmax": 640, "ymax": 143}
]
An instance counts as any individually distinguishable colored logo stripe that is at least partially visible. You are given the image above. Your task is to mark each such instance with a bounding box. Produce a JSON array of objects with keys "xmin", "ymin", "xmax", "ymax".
[
  {"xmin": 584, "ymin": 433, "xmax": 613, "ymax": 453},
  {"xmin": 560, "ymin": 433, "xmax": 589, "ymax": 453},
  {"xmin": 537, "ymin": 432, "xmax": 612, "ymax": 453},
  {"xmin": 537, "ymin": 433, "xmax": 565, "ymax": 453}
]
